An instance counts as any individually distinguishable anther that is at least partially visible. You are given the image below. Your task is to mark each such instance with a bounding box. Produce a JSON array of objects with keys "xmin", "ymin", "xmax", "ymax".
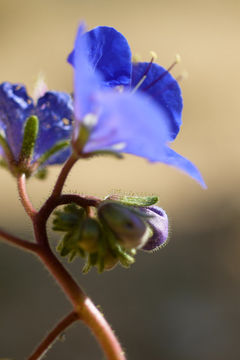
[
  {"xmin": 175, "ymin": 70, "xmax": 188, "ymax": 83},
  {"xmin": 143, "ymin": 54, "xmax": 181, "ymax": 91},
  {"xmin": 132, "ymin": 53, "xmax": 142, "ymax": 63}
]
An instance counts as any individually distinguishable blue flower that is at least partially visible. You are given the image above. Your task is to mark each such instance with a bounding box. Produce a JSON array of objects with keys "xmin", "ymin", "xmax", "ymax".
[
  {"xmin": 0, "ymin": 82, "xmax": 73, "ymax": 169},
  {"xmin": 69, "ymin": 24, "xmax": 206, "ymax": 188}
]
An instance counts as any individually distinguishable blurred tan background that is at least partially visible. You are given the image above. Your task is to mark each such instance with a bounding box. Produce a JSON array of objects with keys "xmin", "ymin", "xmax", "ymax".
[{"xmin": 0, "ymin": 0, "xmax": 240, "ymax": 359}]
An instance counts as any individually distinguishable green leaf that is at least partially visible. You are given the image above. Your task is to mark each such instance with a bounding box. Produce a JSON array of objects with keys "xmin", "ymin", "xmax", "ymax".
[
  {"xmin": 37, "ymin": 140, "xmax": 70, "ymax": 166},
  {"xmin": 19, "ymin": 116, "xmax": 39, "ymax": 164},
  {"xmin": 117, "ymin": 195, "xmax": 158, "ymax": 207}
]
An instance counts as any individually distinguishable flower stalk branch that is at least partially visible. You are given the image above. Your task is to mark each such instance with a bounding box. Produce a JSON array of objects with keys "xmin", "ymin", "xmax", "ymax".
[
  {"xmin": 17, "ymin": 174, "xmax": 37, "ymax": 219},
  {"xmin": 51, "ymin": 153, "xmax": 78, "ymax": 197},
  {"xmin": 13, "ymin": 156, "xmax": 126, "ymax": 360},
  {"xmin": 28, "ymin": 311, "xmax": 79, "ymax": 360},
  {"xmin": 0, "ymin": 228, "xmax": 38, "ymax": 253}
]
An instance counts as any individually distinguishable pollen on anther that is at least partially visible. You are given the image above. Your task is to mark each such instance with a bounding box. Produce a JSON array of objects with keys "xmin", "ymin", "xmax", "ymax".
[
  {"xmin": 62, "ymin": 118, "xmax": 70, "ymax": 125},
  {"xmin": 132, "ymin": 53, "xmax": 142, "ymax": 63},
  {"xmin": 175, "ymin": 54, "xmax": 181, "ymax": 64},
  {"xmin": 150, "ymin": 51, "xmax": 158, "ymax": 61}
]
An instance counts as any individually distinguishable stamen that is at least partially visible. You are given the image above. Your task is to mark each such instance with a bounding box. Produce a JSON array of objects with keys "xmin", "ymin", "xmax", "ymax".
[
  {"xmin": 132, "ymin": 53, "xmax": 142, "ymax": 63},
  {"xmin": 131, "ymin": 75, "xmax": 147, "ymax": 94},
  {"xmin": 175, "ymin": 70, "xmax": 188, "ymax": 83},
  {"xmin": 62, "ymin": 118, "xmax": 70, "ymax": 126},
  {"xmin": 149, "ymin": 51, "xmax": 158, "ymax": 61},
  {"xmin": 83, "ymin": 113, "xmax": 98, "ymax": 129},
  {"xmin": 131, "ymin": 52, "xmax": 157, "ymax": 93},
  {"xmin": 111, "ymin": 142, "xmax": 126, "ymax": 151},
  {"xmin": 143, "ymin": 54, "xmax": 181, "ymax": 91}
]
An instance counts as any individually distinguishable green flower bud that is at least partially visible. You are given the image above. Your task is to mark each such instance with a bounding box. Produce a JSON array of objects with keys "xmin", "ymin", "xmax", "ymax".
[
  {"xmin": 103, "ymin": 251, "xmax": 119, "ymax": 271},
  {"xmin": 98, "ymin": 201, "xmax": 148, "ymax": 249},
  {"xmin": 79, "ymin": 218, "xmax": 101, "ymax": 253}
]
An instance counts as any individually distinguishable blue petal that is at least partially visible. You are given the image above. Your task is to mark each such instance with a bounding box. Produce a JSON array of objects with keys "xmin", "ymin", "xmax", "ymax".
[
  {"xmin": 0, "ymin": 82, "xmax": 33, "ymax": 159},
  {"xmin": 131, "ymin": 62, "xmax": 182, "ymax": 140},
  {"xmin": 162, "ymin": 147, "xmax": 206, "ymax": 188},
  {"xmin": 72, "ymin": 23, "xmax": 102, "ymax": 129},
  {"xmin": 83, "ymin": 90, "xmax": 170, "ymax": 161},
  {"xmin": 0, "ymin": 145, "xmax": 4, "ymax": 157},
  {"xmin": 68, "ymin": 26, "xmax": 132, "ymax": 87},
  {"xmin": 33, "ymin": 91, "xmax": 74, "ymax": 164}
]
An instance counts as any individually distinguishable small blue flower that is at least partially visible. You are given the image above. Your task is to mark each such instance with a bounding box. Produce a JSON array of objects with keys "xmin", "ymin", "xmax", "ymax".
[
  {"xmin": 69, "ymin": 24, "xmax": 206, "ymax": 188},
  {"xmin": 0, "ymin": 82, "xmax": 73, "ymax": 167}
]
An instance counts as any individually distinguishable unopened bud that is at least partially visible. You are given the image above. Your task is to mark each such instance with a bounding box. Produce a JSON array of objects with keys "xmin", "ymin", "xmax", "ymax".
[
  {"xmin": 140, "ymin": 206, "xmax": 168, "ymax": 251},
  {"xmin": 98, "ymin": 202, "xmax": 148, "ymax": 249},
  {"xmin": 103, "ymin": 251, "xmax": 119, "ymax": 271},
  {"xmin": 79, "ymin": 218, "xmax": 100, "ymax": 253}
]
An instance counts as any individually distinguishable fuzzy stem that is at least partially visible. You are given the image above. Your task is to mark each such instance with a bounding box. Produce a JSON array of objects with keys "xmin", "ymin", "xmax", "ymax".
[
  {"xmin": 51, "ymin": 154, "xmax": 78, "ymax": 197},
  {"xmin": 36, "ymin": 244, "xmax": 126, "ymax": 360},
  {"xmin": 17, "ymin": 174, "xmax": 37, "ymax": 219},
  {"xmin": 16, "ymin": 155, "xmax": 126, "ymax": 360},
  {"xmin": 28, "ymin": 311, "xmax": 78, "ymax": 360},
  {"xmin": 0, "ymin": 228, "xmax": 38, "ymax": 253}
]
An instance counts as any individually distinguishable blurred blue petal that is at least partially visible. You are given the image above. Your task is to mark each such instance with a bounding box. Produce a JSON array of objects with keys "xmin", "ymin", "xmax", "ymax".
[
  {"xmin": 83, "ymin": 90, "xmax": 169, "ymax": 160},
  {"xmin": 34, "ymin": 91, "xmax": 73, "ymax": 164},
  {"xmin": 162, "ymin": 147, "xmax": 206, "ymax": 188},
  {"xmin": 72, "ymin": 23, "xmax": 102, "ymax": 130},
  {"xmin": 0, "ymin": 82, "xmax": 74, "ymax": 166},
  {"xmin": 131, "ymin": 62, "xmax": 183, "ymax": 140},
  {"xmin": 69, "ymin": 26, "xmax": 132, "ymax": 87},
  {"xmin": 0, "ymin": 82, "xmax": 33, "ymax": 159}
]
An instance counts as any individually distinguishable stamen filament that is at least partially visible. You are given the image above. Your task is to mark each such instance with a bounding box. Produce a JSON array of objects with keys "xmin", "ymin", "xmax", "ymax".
[
  {"xmin": 143, "ymin": 54, "xmax": 181, "ymax": 91},
  {"xmin": 131, "ymin": 75, "xmax": 147, "ymax": 94},
  {"xmin": 131, "ymin": 55, "xmax": 155, "ymax": 93}
]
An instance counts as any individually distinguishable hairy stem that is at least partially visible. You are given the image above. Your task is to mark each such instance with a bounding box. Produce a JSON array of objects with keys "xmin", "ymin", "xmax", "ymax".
[
  {"xmin": 0, "ymin": 228, "xmax": 38, "ymax": 253},
  {"xmin": 28, "ymin": 311, "xmax": 78, "ymax": 360},
  {"xmin": 17, "ymin": 174, "xmax": 37, "ymax": 219},
  {"xmin": 51, "ymin": 154, "xmax": 78, "ymax": 197},
  {"xmin": 36, "ymin": 243, "xmax": 126, "ymax": 360},
  {"xmin": 15, "ymin": 155, "xmax": 126, "ymax": 360}
]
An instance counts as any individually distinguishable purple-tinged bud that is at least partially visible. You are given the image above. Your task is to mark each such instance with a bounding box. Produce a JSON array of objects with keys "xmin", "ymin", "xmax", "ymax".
[
  {"xmin": 140, "ymin": 206, "xmax": 168, "ymax": 251},
  {"xmin": 98, "ymin": 201, "xmax": 148, "ymax": 249}
]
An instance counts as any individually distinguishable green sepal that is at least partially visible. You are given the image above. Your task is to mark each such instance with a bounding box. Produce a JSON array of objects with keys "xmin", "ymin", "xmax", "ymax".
[
  {"xmin": 34, "ymin": 167, "xmax": 48, "ymax": 180},
  {"xmin": 19, "ymin": 116, "xmax": 39, "ymax": 165},
  {"xmin": 85, "ymin": 150, "xmax": 123, "ymax": 160},
  {"xmin": 102, "ymin": 225, "xmax": 135, "ymax": 269},
  {"xmin": 0, "ymin": 133, "xmax": 16, "ymax": 165},
  {"xmin": 53, "ymin": 204, "xmax": 87, "ymax": 262},
  {"xmin": 82, "ymin": 252, "xmax": 98, "ymax": 274},
  {"xmin": 37, "ymin": 140, "xmax": 70, "ymax": 167},
  {"xmin": 114, "ymin": 195, "xmax": 158, "ymax": 207},
  {"xmin": 52, "ymin": 204, "xmax": 85, "ymax": 232},
  {"xmin": 0, "ymin": 158, "xmax": 8, "ymax": 169}
]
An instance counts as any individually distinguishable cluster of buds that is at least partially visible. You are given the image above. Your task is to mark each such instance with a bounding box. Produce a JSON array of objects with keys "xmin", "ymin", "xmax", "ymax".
[{"xmin": 53, "ymin": 195, "xmax": 168, "ymax": 272}]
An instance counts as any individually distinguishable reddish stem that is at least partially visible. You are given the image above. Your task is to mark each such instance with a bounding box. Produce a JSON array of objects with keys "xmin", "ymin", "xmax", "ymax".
[
  {"xmin": 51, "ymin": 154, "xmax": 78, "ymax": 197},
  {"xmin": 28, "ymin": 311, "xmax": 78, "ymax": 360},
  {"xmin": 17, "ymin": 174, "xmax": 37, "ymax": 219},
  {"xmin": 0, "ymin": 228, "xmax": 39, "ymax": 253},
  {"xmin": 14, "ymin": 155, "xmax": 126, "ymax": 360}
]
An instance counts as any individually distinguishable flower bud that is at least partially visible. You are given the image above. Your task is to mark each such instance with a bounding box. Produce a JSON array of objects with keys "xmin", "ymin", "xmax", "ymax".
[
  {"xmin": 140, "ymin": 206, "xmax": 168, "ymax": 251},
  {"xmin": 98, "ymin": 201, "xmax": 148, "ymax": 249},
  {"xmin": 79, "ymin": 218, "xmax": 101, "ymax": 253},
  {"xmin": 103, "ymin": 251, "xmax": 119, "ymax": 271}
]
